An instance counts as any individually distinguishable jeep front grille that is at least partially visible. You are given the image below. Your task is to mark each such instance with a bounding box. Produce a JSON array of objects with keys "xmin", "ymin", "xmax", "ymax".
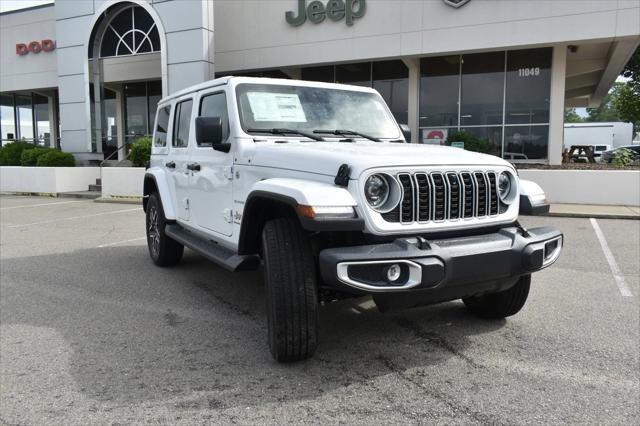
[{"xmin": 384, "ymin": 171, "xmax": 501, "ymax": 224}]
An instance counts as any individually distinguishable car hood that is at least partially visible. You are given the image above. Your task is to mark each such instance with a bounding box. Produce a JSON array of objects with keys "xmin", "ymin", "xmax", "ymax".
[{"xmin": 246, "ymin": 140, "xmax": 513, "ymax": 177}]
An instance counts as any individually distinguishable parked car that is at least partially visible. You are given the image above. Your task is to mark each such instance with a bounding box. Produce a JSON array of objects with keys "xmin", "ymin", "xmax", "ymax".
[
  {"xmin": 143, "ymin": 77, "xmax": 562, "ymax": 362},
  {"xmin": 592, "ymin": 144, "xmax": 612, "ymax": 159},
  {"xmin": 503, "ymin": 152, "xmax": 529, "ymax": 161},
  {"xmin": 601, "ymin": 145, "xmax": 640, "ymax": 163}
]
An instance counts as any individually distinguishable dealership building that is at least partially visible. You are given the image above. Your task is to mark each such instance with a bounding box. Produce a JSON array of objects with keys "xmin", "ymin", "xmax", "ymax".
[{"xmin": 1, "ymin": 0, "xmax": 638, "ymax": 164}]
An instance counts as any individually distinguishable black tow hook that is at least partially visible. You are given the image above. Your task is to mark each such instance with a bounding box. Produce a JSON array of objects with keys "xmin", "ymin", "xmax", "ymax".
[{"xmin": 515, "ymin": 220, "xmax": 531, "ymax": 238}]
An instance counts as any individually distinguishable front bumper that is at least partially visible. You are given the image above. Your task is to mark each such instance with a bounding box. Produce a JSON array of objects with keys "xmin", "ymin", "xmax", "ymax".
[{"xmin": 319, "ymin": 226, "xmax": 562, "ymax": 306}]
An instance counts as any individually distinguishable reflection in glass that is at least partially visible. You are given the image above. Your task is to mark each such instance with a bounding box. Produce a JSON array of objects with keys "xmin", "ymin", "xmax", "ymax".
[
  {"xmin": 16, "ymin": 95, "xmax": 33, "ymax": 141},
  {"xmin": 301, "ymin": 66, "xmax": 334, "ymax": 83},
  {"xmin": 373, "ymin": 60, "xmax": 409, "ymax": 125},
  {"xmin": 154, "ymin": 106, "xmax": 170, "ymax": 147},
  {"xmin": 460, "ymin": 127, "xmax": 503, "ymax": 157},
  {"xmin": 420, "ymin": 56, "xmax": 460, "ymax": 127},
  {"xmin": 336, "ymin": 62, "xmax": 371, "ymax": 87},
  {"xmin": 102, "ymin": 89, "xmax": 118, "ymax": 158},
  {"xmin": 147, "ymin": 80, "xmax": 162, "ymax": 135},
  {"xmin": 200, "ymin": 93, "xmax": 230, "ymax": 146},
  {"xmin": 33, "ymin": 94, "xmax": 50, "ymax": 146},
  {"xmin": 125, "ymin": 82, "xmax": 147, "ymax": 143},
  {"xmin": 460, "ymin": 52, "xmax": 504, "ymax": 126},
  {"xmin": 504, "ymin": 125, "xmax": 549, "ymax": 160},
  {"xmin": 1, "ymin": 94, "xmax": 16, "ymax": 142},
  {"xmin": 505, "ymin": 48, "xmax": 552, "ymax": 124},
  {"xmin": 173, "ymin": 100, "xmax": 192, "ymax": 148}
]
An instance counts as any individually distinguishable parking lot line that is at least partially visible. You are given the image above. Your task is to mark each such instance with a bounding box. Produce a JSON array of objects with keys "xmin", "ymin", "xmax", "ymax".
[
  {"xmin": 0, "ymin": 200, "xmax": 86, "ymax": 210},
  {"xmin": 590, "ymin": 218, "xmax": 633, "ymax": 297},
  {"xmin": 98, "ymin": 237, "xmax": 146, "ymax": 248},
  {"xmin": 7, "ymin": 208, "xmax": 141, "ymax": 228}
]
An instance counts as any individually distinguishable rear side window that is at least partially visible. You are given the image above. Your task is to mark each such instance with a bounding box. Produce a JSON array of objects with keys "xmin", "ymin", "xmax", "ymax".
[
  {"xmin": 199, "ymin": 92, "xmax": 230, "ymax": 147},
  {"xmin": 172, "ymin": 99, "xmax": 193, "ymax": 148},
  {"xmin": 154, "ymin": 105, "xmax": 170, "ymax": 147}
]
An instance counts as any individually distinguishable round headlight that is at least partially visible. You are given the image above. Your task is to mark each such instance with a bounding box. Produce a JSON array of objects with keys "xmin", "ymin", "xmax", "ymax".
[
  {"xmin": 498, "ymin": 172, "xmax": 512, "ymax": 202},
  {"xmin": 364, "ymin": 174, "xmax": 389, "ymax": 208}
]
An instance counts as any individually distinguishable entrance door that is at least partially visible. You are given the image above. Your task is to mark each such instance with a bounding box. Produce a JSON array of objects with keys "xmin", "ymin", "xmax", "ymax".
[
  {"xmin": 188, "ymin": 90, "xmax": 234, "ymax": 237},
  {"xmin": 169, "ymin": 98, "xmax": 194, "ymax": 222}
]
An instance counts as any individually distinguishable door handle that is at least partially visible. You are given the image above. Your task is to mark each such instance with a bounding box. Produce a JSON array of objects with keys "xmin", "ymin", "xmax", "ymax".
[
  {"xmin": 187, "ymin": 163, "xmax": 201, "ymax": 172},
  {"xmin": 165, "ymin": 161, "xmax": 175, "ymax": 169}
]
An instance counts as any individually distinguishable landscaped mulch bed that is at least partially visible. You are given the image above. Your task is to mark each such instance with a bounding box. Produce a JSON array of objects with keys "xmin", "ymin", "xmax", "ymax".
[{"xmin": 516, "ymin": 163, "xmax": 640, "ymax": 170}]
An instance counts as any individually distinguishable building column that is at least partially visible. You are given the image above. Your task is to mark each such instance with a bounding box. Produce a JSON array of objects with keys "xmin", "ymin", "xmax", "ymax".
[
  {"xmin": 46, "ymin": 93, "xmax": 58, "ymax": 149},
  {"xmin": 115, "ymin": 87, "xmax": 125, "ymax": 161},
  {"xmin": 402, "ymin": 58, "xmax": 420, "ymax": 144},
  {"xmin": 548, "ymin": 45, "xmax": 567, "ymax": 165}
]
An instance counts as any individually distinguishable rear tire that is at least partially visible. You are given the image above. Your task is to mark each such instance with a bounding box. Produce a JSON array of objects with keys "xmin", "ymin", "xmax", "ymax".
[
  {"xmin": 146, "ymin": 193, "xmax": 184, "ymax": 266},
  {"xmin": 463, "ymin": 275, "xmax": 531, "ymax": 319},
  {"xmin": 261, "ymin": 217, "xmax": 318, "ymax": 362}
]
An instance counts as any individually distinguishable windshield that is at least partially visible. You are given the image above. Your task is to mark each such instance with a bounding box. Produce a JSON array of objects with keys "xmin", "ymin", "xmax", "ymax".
[{"xmin": 235, "ymin": 83, "xmax": 400, "ymax": 139}]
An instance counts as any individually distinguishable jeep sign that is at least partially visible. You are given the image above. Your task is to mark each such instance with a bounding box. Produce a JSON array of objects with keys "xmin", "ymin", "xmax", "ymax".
[{"xmin": 286, "ymin": 0, "xmax": 366, "ymax": 26}]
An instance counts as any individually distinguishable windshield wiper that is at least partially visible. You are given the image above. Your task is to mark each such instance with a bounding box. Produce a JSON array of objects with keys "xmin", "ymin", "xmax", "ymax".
[
  {"xmin": 313, "ymin": 129, "xmax": 381, "ymax": 142},
  {"xmin": 246, "ymin": 128, "xmax": 324, "ymax": 141}
]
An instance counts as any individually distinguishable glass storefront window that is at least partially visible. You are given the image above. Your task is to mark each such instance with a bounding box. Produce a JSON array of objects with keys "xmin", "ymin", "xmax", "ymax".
[
  {"xmin": 460, "ymin": 52, "xmax": 504, "ymax": 126},
  {"xmin": 33, "ymin": 94, "xmax": 50, "ymax": 146},
  {"xmin": 420, "ymin": 55, "xmax": 460, "ymax": 127},
  {"xmin": 147, "ymin": 80, "xmax": 162, "ymax": 135},
  {"xmin": 15, "ymin": 95, "xmax": 33, "ymax": 142},
  {"xmin": 1, "ymin": 94, "xmax": 16, "ymax": 143},
  {"xmin": 373, "ymin": 60, "xmax": 409, "ymax": 125},
  {"xmin": 460, "ymin": 126, "xmax": 503, "ymax": 158},
  {"xmin": 336, "ymin": 62, "xmax": 371, "ymax": 87},
  {"xmin": 419, "ymin": 127, "xmax": 455, "ymax": 145},
  {"xmin": 102, "ymin": 89, "xmax": 118, "ymax": 158},
  {"xmin": 504, "ymin": 125, "xmax": 549, "ymax": 160},
  {"xmin": 505, "ymin": 48, "xmax": 552, "ymax": 124},
  {"xmin": 301, "ymin": 66, "xmax": 334, "ymax": 83},
  {"xmin": 125, "ymin": 82, "xmax": 148, "ymax": 143}
]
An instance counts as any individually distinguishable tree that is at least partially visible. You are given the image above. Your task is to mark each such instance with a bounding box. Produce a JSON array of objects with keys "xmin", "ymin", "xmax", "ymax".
[
  {"xmin": 585, "ymin": 83, "xmax": 622, "ymax": 122},
  {"xmin": 614, "ymin": 47, "xmax": 640, "ymax": 131},
  {"xmin": 614, "ymin": 81, "xmax": 640, "ymax": 130},
  {"xmin": 564, "ymin": 108, "xmax": 584, "ymax": 123}
]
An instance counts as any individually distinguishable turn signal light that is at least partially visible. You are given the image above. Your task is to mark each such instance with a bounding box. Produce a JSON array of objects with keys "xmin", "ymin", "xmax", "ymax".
[{"xmin": 297, "ymin": 205, "xmax": 356, "ymax": 220}]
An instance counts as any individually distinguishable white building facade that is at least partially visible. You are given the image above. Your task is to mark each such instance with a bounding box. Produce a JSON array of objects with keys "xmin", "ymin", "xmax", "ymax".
[{"xmin": 1, "ymin": 0, "xmax": 638, "ymax": 164}]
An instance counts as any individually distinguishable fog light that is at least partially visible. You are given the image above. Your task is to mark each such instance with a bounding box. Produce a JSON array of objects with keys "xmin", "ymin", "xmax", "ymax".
[{"xmin": 386, "ymin": 264, "xmax": 402, "ymax": 282}]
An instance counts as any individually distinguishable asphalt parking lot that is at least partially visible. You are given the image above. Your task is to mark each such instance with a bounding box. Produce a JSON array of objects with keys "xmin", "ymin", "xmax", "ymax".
[{"xmin": 0, "ymin": 195, "xmax": 638, "ymax": 425}]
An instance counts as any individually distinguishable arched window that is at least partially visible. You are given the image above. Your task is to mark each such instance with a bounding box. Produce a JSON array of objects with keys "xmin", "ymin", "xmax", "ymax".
[{"xmin": 99, "ymin": 6, "xmax": 160, "ymax": 58}]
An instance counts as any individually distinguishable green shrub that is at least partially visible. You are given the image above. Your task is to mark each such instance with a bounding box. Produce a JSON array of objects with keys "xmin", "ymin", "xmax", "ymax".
[
  {"xmin": 0, "ymin": 142, "xmax": 35, "ymax": 166},
  {"xmin": 445, "ymin": 131, "xmax": 490, "ymax": 153},
  {"xmin": 20, "ymin": 147, "xmax": 51, "ymax": 166},
  {"xmin": 36, "ymin": 150, "xmax": 76, "ymax": 167},
  {"xmin": 129, "ymin": 136, "xmax": 152, "ymax": 167},
  {"xmin": 612, "ymin": 148, "xmax": 639, "ymax": 168}
]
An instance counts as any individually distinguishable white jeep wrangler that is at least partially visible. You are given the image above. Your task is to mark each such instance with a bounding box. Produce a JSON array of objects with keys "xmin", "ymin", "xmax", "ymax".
[{"xmin": 143, "ymin": 77, "xmax": 562, "ymax": 362}]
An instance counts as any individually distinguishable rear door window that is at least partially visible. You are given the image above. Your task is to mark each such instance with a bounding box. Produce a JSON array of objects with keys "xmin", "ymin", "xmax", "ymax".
[{"xmin": 172, "ymin": 99, "xmax": 193, "ymax": 148}]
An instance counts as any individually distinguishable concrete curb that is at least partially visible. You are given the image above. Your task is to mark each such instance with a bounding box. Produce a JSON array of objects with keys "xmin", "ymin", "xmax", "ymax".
[
  {"xmin": 94, "ymin": 196, "xmax": 143, "ymax": 205},
  {"xmin": 542, "ymin": 212, "xmax": 639, "ymax": 220}
]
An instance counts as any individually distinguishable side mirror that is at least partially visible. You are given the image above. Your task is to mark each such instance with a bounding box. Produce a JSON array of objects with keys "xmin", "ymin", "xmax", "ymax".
[
  {"xmin": 195, "ymin": 116, "xmax": 230, "ymax": 152},
  {"xmin": 399, "ymin": 124, "xmax": 411, "ymax": 143}
]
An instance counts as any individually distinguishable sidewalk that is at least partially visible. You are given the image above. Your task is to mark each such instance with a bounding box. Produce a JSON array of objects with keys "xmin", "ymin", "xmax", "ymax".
[{"xmin": 545, "ymin": 204, "xmax": 640, "ymax": 220}]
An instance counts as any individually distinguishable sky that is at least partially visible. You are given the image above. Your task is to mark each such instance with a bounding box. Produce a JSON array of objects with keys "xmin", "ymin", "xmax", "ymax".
[{"xmin": 0, "ymin": 0, "xmax": 53, "ymax": 13}]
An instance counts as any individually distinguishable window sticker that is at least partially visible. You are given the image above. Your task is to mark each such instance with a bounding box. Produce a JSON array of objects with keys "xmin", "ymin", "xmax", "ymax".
[{"xmin": 246, "ymin": 92, "xmax": 307, "ymax": 122}]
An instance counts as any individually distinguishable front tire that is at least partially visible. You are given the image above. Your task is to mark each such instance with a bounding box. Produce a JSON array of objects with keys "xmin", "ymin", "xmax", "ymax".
[
  {"xmin": 146, "ymin": 193, "xmax": 184, "ymax": 266},
  {"xmin": 463, "ymin": 275, "xmax": 531, "ymax": 319},
  {"xmin": 261, "ymin": 217, "xmax": 318, "ymax": 362}
]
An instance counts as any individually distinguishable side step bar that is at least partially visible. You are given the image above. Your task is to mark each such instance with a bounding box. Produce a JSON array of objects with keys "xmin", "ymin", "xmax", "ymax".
[{"xmin": 165, "ymin": 224, "xmax": 260, "ymax": 272}]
